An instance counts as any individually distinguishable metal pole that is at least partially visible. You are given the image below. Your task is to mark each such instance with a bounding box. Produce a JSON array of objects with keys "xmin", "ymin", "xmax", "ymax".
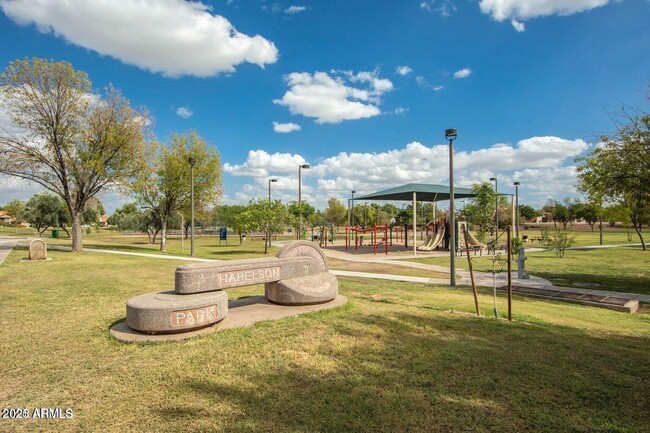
[
  {"xmin": 412, "ymin": 191, "xmax": 417, "ymax": 256},
  {"xmin": 507, "ymin": 225, "xmax": 512, "ymax": 321},
  {"xmin": 449, "ymin": 137, "xmax": 456, "ymax": 286},
  {"xmin": 190, "ymin": 163, "xmax": 195, "ymax": 257},
  {"xmin": 490, "ymin": 177, "xmax": 498, "ymax": 246},
  {"xmin": 298, "ymin": 166, "xmax": 302, "ymax": 240},
  {"xmin": 514, "ymin": 182, "xmax": 520, "ymax": 238},
  {"xmin": 351, "ymin": 191, "xmax": 355, "ymax": 226}
]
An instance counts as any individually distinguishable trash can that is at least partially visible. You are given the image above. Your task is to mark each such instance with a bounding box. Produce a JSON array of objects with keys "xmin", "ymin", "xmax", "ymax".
[{"xmin": 52, "ymin": 229, "xmax": 59, "ymax": 239}]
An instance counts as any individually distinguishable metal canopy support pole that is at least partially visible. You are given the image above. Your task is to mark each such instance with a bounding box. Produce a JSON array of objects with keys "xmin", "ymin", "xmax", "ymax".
[
  {"xmin": 413, "ymin": 191, "xmax": 417, "ymax": 256},
  {"xmin": 510, "ymin": 194, "xmax": 517, "ymax": 241},
  {"xmin": 449, "ymin": 140, "xmax": 456, "ymax": 287}
]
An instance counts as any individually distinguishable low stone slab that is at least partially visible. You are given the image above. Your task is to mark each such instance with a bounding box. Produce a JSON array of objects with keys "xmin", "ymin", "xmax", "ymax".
[
  {"xmin": 110, "ymin": 295, "xmax": 348, "ymax": 343},
  {"xmin": 176, "ymin": 256, "xmax": 323, "ymax": 294},
  {"xmin": 266, "ymin": 272, "xmax": 339, "ymax": 305},
  {"xmin": 126, "ymin": 290, "xmax": 228, "ymax": 334},
  {"xmin": 499, "ymin": 285, "xmax": 640, "ymax": 313}
]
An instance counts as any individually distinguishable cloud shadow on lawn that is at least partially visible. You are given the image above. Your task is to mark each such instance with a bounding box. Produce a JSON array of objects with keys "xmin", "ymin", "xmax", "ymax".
[{"xmin": 162, "ymin": 313, "xmax": 650, "ymax": 433}]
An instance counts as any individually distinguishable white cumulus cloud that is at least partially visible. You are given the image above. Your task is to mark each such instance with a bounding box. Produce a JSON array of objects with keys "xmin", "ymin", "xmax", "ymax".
[
  {"xmin": 420, "ymin": 0, "xmax": 456, "ymax": 16},
  {"xmin": 479, "ymin": 0, "xmax": 613, "ymax": 24},
  {"xmin": 511, "ymin": 19, "xmax": 526, "ymax": 32},
  {"xmin": 396, "ymin": 65, "xmax": 413, "ymax": 76},
  {"xmin": 223, "ymin": 136, "xmax": 590, "ymax": 209},
  {"xmin": 273, "ymin": 70, "xmax": 394, "ymax": 124},
  {"xmin": 0, "ymin": 0, "xmax": 279, "ymax": 77},
  {"xmin": 285, "ymin": 5, "xmax": 306, "ymax": 14},
  {"xmin": 453, "ymin": 68, "xmax": 472, "ymax": 79},
  {"xmin": 176, "ymin": 107, "xmax": 193, "ymax": 119},
  {"xmin": 224, "ymin": 150, "xmax": 308, "ymax": 177},
  {"xmin": 273, "ymin": 122, "xmax": 301, "ymax": 133}
]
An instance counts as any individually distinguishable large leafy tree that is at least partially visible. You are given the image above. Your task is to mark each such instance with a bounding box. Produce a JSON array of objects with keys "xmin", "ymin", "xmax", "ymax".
[
  {"xmin": 108, "ymin": 203, "xmax": 143, "ymax": 232},
  {"xmin": 217, "ymin": 205, "xmax": 255, "ymax": 246},
  {"xmin": 22, "ymin": 193, "xmax": 70, "ymax": 236},
  {"xmin": 131, "ymin": 131, "xmax": 222, "ymax": 252},
  {"xmin": 0, "ymin": 58, "xmax": 147, "ymax": 251},
  {"xmin": 518, "ymin": 204, "xmax": 538, "ymax": 222},
  {"xmin": 577, "ymin": 104, "xmax": 649, "ymax": 250},
  {"xmin": 248, "ymin": 199, "xmax": 288, "ymax": 254},
  {"xmin": 324, "ymin": 198, "xmax": 348, "ymax": 226},
  {"xmin": 464, "ymin": 182, "xmax": 503, "ymax": 235}
]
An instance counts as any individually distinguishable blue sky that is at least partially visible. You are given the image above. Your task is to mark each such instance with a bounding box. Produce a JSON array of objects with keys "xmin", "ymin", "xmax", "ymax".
[{"xmin": 1, "ymin": 0, "xmax": 649, "ymax": 213}]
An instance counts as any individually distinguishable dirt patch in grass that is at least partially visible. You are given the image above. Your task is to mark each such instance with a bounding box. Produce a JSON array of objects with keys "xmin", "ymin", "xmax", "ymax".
[{"xmin": 328, "ymin": 258, "xmax": 449, "ymax": 279}]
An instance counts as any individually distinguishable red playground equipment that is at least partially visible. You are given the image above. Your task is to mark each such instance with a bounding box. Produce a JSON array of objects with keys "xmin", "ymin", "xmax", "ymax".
[{"xmin": 345, "ymin": 225, "xmax": 390, "ymax": 255}]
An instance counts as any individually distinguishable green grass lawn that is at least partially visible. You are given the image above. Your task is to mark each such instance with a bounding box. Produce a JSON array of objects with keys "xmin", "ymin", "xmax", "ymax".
[
  {"xmin": 411, "ymin": 247, "xmax": 650, "ymax": 295},
  {"xmin": 519, "ymin": 226, "xmax": 643, "ymax": 247},
  {"xmin": 1, "ymin": 249, "xmax": 649, "ymax": 432},
  {"xmin": 34, "ymin": 230, "xmax": 283, "ymax": 260}
]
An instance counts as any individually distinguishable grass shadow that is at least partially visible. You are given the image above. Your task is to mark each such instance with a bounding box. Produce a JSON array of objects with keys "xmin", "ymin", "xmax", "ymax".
[{"xmin": 160, "ymin": 313, "xmax": 650, "ymax": 433}]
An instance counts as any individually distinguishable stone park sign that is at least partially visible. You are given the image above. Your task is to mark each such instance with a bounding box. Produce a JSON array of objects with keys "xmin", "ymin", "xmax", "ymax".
[
  {"xmin": 29, "ymin": 239, "xmax": 47, "ymax": 261},
  {"xmin": 124, "ymin": 241, "xmax": 339, "ymax": 335}
]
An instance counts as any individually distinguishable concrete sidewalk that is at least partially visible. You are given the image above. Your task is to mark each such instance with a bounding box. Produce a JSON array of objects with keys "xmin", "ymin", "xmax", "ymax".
[{"xmin": 0, "ymin": 237, "xmax": 21, "ymax": 265}]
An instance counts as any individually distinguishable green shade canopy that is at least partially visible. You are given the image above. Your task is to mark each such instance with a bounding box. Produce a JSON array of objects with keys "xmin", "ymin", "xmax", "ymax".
[{"xmin": 355, "ymin": 183, "xmax": 477, "ymax": 202}]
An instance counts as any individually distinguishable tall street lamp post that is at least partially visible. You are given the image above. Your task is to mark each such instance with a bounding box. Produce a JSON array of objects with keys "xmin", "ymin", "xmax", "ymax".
[
  {"xmin": 188, "ymin": 156, "xmax": 196, "ymax": 257},
  {"xmin": 514, "ymin": 181, "xmax": 520, "ymax": 238},
  {"xmin": 298, "ymin": 164, "xmax": 310, "ymax": 239},
  {"xmin": 445, "ymin": 128, "xmax": 457, "ymax": 286},
  {"xmin": 268, "ymin": 178, "xmax": 278, "ymax": 248},
  {"xmin": 268, "ymin": 178, "xmax": 278, "ymax": 202},
  {"xmin": 490, "ymin": 177, "xmax": 498, "ymax": 238}
]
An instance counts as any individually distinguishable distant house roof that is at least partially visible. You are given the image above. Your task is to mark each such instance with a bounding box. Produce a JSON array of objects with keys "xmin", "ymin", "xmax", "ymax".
[
  {"xmin": 99, "ymin": 214, "xmax": 109, "ymax": 224},
  {"xmin": 355, "ymin": 183, "xmax": 477, "ymax": 202},
  {"xmin": 0, "ymin": 211, "xmax": 16, "ymax": 222}
]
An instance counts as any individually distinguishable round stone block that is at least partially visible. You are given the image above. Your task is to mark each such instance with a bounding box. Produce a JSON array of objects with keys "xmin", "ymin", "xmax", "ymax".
[
  {"xmin": 126, "ymin": 290, "xmax": 228, "ymax": 334},
  {"xmin": 265, "ymin": 272, "xmax": 338, "ymax": 306},
  {"xmin": 275, "ymin": 240, "xmax": 329, "ymax": 272}
]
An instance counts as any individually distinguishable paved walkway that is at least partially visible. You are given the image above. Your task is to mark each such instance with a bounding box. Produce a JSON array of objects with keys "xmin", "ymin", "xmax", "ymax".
[
  {"xmin": 0, "ymin": 236, "xmax": 21, "ymax": 265},
  {"xmin": 46, "ymin": 245, "xmax": 216, "ymax": 262}
]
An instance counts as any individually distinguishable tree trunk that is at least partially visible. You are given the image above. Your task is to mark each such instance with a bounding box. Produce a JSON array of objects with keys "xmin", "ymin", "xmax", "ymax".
[
  {"xmin": 38, "ymin": 226, "xmax": 50, "ymax": 236},
  {"xmin": 60, "ymin": 225, "xmax": 71, "ymax": 237},
  {"xmin": 599, "ymin": 218, "xmax": 603, "ymax": 245},
  {"xmin": 631, "ymin": 213, "xmax": 647, "ymax": 251},
  {"xmin": 71, "ymin": 212, "xmax": 83, "ymax": 252},
  {"xmin": 160, "ymin": 218, "xmax": 167, "ymax": 252}
]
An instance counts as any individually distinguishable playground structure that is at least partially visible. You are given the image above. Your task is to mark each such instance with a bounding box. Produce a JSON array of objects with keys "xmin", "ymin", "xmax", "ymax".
[
  {"xmin": 315, "ymin": 224, "xmax": 334, "ymax": 248},
  {"xmin": 457, "ymin": 220, "xmax": 486, "ymax": 255},
  {"xmin": 345, "ymin": 224, "xmax": 390, "ymax": 255},
  {"xmin": 418, "ymin": 221, "xmax": 446, "ymax": 251}
]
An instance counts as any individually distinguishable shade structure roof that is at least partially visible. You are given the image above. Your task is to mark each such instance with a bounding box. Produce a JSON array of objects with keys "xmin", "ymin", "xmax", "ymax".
[{"xmin": 355, "ymin": 183, "xmax": 477, "ymax": 202}]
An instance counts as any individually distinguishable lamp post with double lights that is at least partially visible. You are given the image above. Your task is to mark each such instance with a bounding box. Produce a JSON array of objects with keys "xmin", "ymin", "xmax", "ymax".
[
  {"xmin": 297, "ymin": 164, "xmax": 310, "ymax": 239},
  {"xmin": 445, "ymin": 128, "xmax": 457, "ymax": 286},
  {"xmin": 188, "ymin": 156, "xmax": 196, "ymax": 257},
  {"xmin": 514, "ymin": 181, "xmax": 520, "ymax": 238}
]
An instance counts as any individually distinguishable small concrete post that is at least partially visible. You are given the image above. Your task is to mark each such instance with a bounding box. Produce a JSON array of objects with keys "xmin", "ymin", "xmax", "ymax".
[{"xmin": 517, "ymin": 246, "xmax": 529, "ymax": 279}]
